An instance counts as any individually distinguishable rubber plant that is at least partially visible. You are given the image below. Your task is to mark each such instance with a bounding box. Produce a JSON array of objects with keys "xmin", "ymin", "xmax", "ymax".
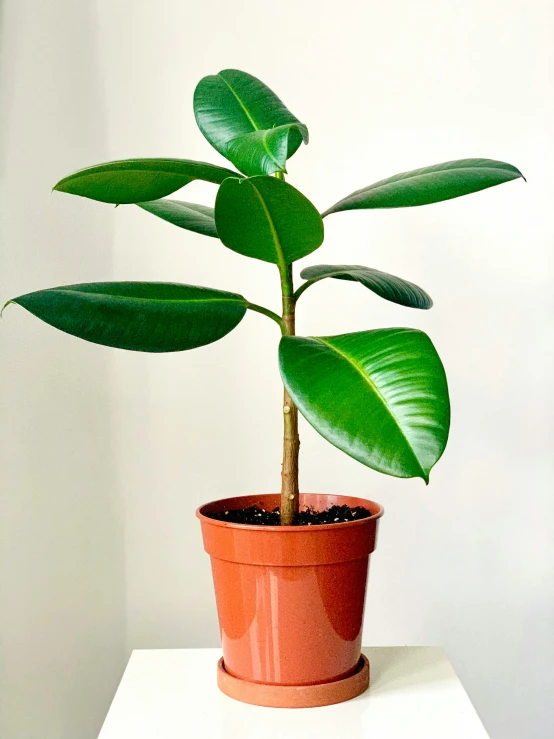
[{"xmin": 5, "ymin": 70, "xmax": 523, "ymax": 526}]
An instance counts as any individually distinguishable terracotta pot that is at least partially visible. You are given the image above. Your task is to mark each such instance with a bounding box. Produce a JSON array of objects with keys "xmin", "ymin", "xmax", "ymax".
[{"xmin": 196, "ymin": 493, "xmax": 383, "ymax": 708}]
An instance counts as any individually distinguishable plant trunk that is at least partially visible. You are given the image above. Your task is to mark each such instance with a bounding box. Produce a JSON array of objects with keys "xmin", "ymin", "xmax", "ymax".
[{"xmin": 280, "ymin": 280, "xmax": 300, "ymax": 525}]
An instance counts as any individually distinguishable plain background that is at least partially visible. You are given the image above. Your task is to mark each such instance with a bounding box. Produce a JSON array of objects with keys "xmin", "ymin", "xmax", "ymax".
[{"xmin": 1, "ymin": 1, "xmax": 553, "ymax": 738}]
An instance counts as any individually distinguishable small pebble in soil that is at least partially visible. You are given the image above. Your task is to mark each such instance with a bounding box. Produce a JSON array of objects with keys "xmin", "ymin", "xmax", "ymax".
[{"xmin": 204, "ymin": 504, "xmax": 372, "ymax": 526}]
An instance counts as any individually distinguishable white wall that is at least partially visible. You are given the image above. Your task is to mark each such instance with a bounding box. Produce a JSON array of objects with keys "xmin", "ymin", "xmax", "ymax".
[
  {"xmin": 1, "ymin": 1, "xmax": 553, "ymax": 738},
  {"xmin": 0, "ymin": 2, "xmax": 126, "ymax": 738}
]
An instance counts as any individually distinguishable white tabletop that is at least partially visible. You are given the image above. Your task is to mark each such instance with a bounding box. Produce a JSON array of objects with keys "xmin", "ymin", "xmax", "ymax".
[{"xmin": 98, "ymin": 647, "xmax": 489, "ymax": 738}]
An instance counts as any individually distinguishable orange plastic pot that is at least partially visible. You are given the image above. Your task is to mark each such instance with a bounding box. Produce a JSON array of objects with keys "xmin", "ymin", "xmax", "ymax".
[{"xmin": 197, "ymin": 493, "xmax": 383, "ymax": 708}]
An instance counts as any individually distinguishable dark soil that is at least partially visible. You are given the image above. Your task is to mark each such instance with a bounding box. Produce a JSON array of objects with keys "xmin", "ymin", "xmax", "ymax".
[{"xmin": 204, "ymin": 504, "xmax": 372, "ymax": 526}]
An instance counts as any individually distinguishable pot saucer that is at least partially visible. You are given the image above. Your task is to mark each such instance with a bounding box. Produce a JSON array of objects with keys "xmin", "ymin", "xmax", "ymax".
[{"xmin": 216, "ymin": 653, "xmax": 369, "ymax": 708}]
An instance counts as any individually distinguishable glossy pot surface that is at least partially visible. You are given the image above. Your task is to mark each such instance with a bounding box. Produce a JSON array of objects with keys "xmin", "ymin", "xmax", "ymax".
[{"xmin": 197, "ymin": 493, "xmax": 383, "ymax": 687}]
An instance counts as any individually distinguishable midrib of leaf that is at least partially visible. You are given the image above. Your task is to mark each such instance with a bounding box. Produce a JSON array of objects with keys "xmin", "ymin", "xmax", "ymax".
[
  {"xmin": 72, "ymin": 161, "xmax": 194, "ymax": 175},
  {"xmin": 362, "ymin": 165, "xmax": 519, "ymax": 194},
  {"xmin": 225, "ymin": 128, "xmax": 288, "ymax": 173},
  {"xmin": 314, "ymin": 336, "xmax": 426, "ymax": 479},
  {"xmin": 247, "ymin": 181, "xmax": 287, "ymax": 271},
  {"xmin": 178, "ymin": 203, "xmax": 214, "ymax": 216},
  {"xmin": 59, "ymin": 160, "xmax": 234, "ymax": 182},
  {"xmin": 350, "ymin": 271, "xmax": 417, "ymax": 297},
  {"xmin": 52, "ymin": 290, "xmax": 244, "ymax": 306},
  {"xmin": 142, "ymin": 202, "xmax": 215, "ymax": 218},
  {"xmin": 218, "ymin": 73, "xmax": 261, "ymax": 133},
  {"xmin": 260, "ymin": 129, "xmax": 285, "ymax": 171}
]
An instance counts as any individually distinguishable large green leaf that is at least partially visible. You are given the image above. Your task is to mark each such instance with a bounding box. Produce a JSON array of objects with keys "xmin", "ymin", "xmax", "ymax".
[
  {"xmin": 53, "ymin": 159, "xmax": 239, "ymax": 204},
  {"xmin": 279, "ymin": 329, "xmax": 450, "ymax": 481},
  {"xmin": 323, "ymin": 158, "xmax": 525, "ymax": 216},
  {"xmin": 298, "ymin": 264, "xmax": 432, "ymax": 309},
  {"xmin": 215, "ymin": 176, "xmax": 324, "ymax": 265},
  {"xmin": 137, "ymin": 199, "xmax": 217, "ymax": 238},
  {"xmin": 194, "ymin": 69, "xmax": 308, "ymax": 176},
  {"xmin": 6, "ymin": 282, "xmax": 247, "ymax": 352}
]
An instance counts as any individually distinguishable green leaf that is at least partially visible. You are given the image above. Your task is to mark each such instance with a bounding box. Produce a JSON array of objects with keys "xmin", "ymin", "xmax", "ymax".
[
  {"xmin": 6, "ymin": 282, "xmax": 247, "ymax": 352},
  {"xmin": 137, "ymin": 199, "xmax": 217, "ymax": 238},
  {"xmin": 194, "ymin": 69, "xmax": 308, "ymax": 176},
  {"xmin": 215, "ymin": 176, "xmax": 324, "ymax": 265},
  {"xmin": 224, "ymin": 123, "xmax": 309, "ymax": 177},
  {"xmin": 279, "ymin": 329, "xmax": 450, "ymax": 481},
  {"xmin": 53, "ymin": 159, "xmax": 240, "ymax": 204},
  {"xmin": 323, "ymin": 158, "xmax": 525, "ymax": 216},
  {"xmin": 298, "ymin": 264, "xmax": 432, "ymax": 309}
]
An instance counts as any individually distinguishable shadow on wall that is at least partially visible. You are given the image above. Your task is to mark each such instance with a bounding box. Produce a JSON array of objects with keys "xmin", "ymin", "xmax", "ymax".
[{"xmin": 0, "ymin": 2, "xmax": 126, "ymax": 739}]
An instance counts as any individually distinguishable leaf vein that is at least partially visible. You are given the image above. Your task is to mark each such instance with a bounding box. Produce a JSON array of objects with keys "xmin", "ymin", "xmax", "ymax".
[
  {"xmin": 218, "ymin": 73, "xmax": 260, "ymax": 132},
  {"xmin": 313, "ymin": 336, "xmax": 425, "ymax": 478}
]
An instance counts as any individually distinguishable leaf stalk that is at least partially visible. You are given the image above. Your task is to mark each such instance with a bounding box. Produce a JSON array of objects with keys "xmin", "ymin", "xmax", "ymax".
[{"xmin": 246, "ymin": 302, "xmax": 285, "ymax": 331}]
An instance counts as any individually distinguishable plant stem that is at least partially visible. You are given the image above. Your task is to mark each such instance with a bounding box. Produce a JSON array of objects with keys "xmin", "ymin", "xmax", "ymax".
[
  {"xmin": 279, "ymin": 262, "xmax": 300, "ymax": 525},
  {"xmin": 273, "ymin": 168, "xmax": 300, "ymax": 525}
]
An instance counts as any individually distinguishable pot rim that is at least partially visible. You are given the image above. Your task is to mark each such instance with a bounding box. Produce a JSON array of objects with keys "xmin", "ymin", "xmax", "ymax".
[{"xmin": 196, "ymin": 492, "xmax": 384, "ymax": 532}]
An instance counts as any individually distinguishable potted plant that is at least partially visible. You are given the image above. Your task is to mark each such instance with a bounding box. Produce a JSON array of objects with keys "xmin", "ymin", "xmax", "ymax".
[{"xmin": 4, "ymin": 69, "xmax": 523, "ymax": 708}]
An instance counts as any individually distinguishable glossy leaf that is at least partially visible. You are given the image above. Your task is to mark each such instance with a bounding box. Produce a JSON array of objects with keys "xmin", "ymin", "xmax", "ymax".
[
  {"xmin": 53, "ymin": 159, "xmax": 239, "ymax": 204},
  {"xmin": 299, "ymin": 264, "xmax": 432, "ymax": 309},
  {"xmin": 224, "ymin": 123, "xmax": 309, "ymax": 177},
  {"xmin": 137, "ymin": 199, "xmax": 217, "ymax": 238},
  {"xmin": 215, "ymin": 176, "xmax": 324, "ymax": 265},
  {"xmin": 323, "ymin": 158, "xmax": 525, "ymax": 216},
  {"xmin": 194, "ymin": 69, "xmax": 308, "ymax": 176},
  {"xmin": 279, "ymin": 329, "xmax": 450, "ymax": 481},
  {"xmin": 6, "ymin": 282, "xmax": 247, "ymax": 352}
]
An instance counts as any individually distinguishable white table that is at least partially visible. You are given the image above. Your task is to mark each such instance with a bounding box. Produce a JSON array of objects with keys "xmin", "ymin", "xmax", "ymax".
[{"xmin": 98, "ymin": 647, "xmax": 489, "ymax": 738}]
